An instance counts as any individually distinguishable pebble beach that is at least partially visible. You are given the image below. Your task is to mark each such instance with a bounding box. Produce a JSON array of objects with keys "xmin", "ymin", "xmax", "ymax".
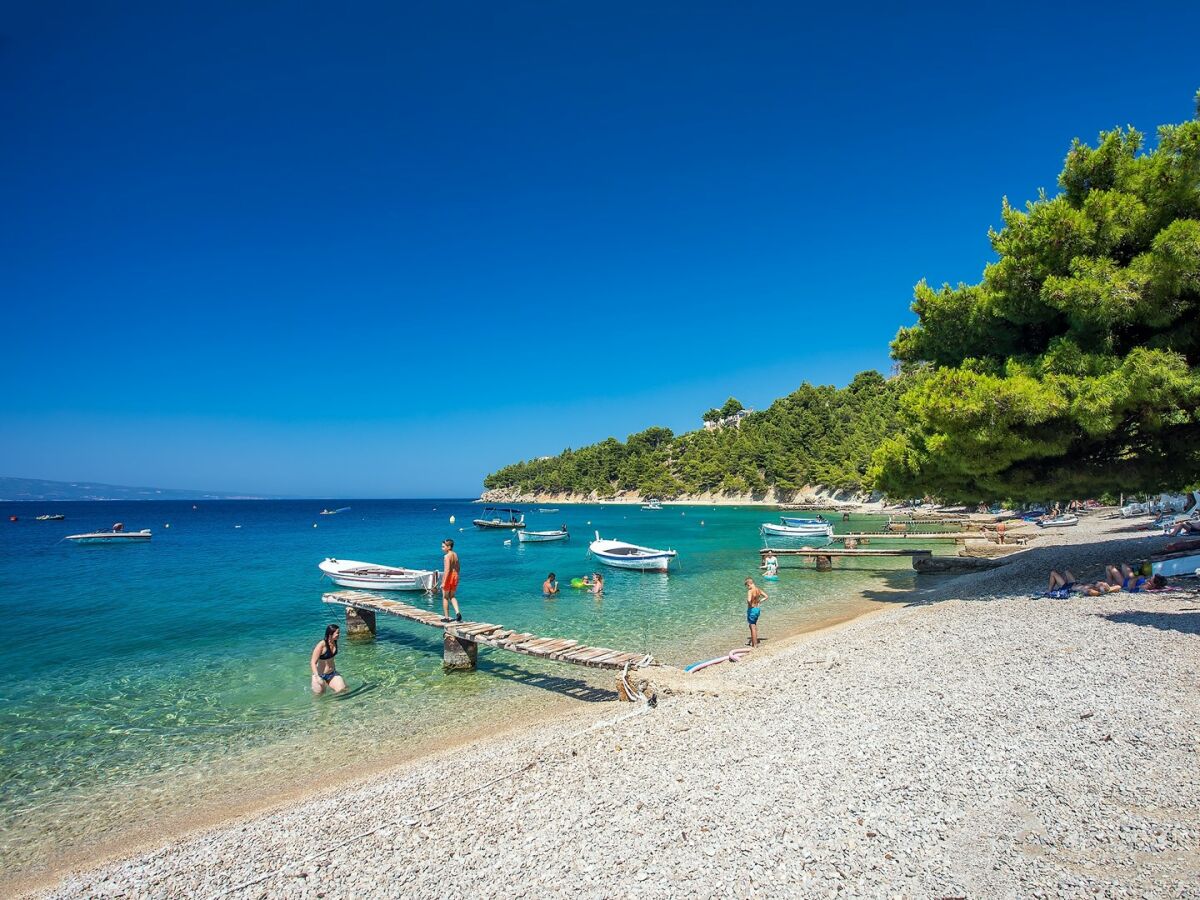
[{"xmin": 35, "ymin": 513, "xmax": 1200, "ymax": 898}]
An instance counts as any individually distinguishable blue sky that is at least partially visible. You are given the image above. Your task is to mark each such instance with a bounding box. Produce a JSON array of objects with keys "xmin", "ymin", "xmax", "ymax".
[{"xmin": 2, "ymin": 1, "xmax": 1197, "ymax": 496}]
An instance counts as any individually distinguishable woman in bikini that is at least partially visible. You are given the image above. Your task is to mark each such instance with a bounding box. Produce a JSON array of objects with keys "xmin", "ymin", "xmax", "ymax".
[{"xmin": 311, "ymin": 624, "xmax": 347, "ymax": 694}]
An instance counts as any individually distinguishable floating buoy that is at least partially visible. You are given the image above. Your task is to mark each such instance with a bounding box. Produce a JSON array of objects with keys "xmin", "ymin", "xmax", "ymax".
[
  {"xmin": 586, "ymin": 521, "xmax": 591, "ymax": 525},
  {"xmin": 313, "ymin": 523, "xmax": 318, "ymax": 528},
  {"xmin": 235, "ymin": 525, "xmax": 242, "ymax": 529},
  {"xmin": 165, "ymin": 523, "xmax": 170, "ymax": 528},
  {"xmin": 449, "ymin": 515, "xmax": 455, "ymax": 524},
  {"xmin": 700, "ymin": 520, "xmax": 705, "ymax": 526},
  {"xmin": 503, "ymin": 539, "xmax": 511, "ymax": 546}
]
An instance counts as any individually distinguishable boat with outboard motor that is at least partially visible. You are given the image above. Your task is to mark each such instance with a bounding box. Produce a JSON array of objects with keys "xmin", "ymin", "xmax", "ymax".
[
  {"xmin": 641, "ymin": 498, "xmax": 663, "ymax": 510},
  {"xmin": 473, "ymin": 507, "xmax": 526, "ymax": 529},
  {"xmin": 517, "ymin": 528, "xmax": 569, "ymax": 543},
  {"xmin": 588, "ymin": 531, "xmax": 676, "ymax": 571},
  {"xmin": 318, "ymin": 558, "xmax": 439, "ymax": 591},
  {"xmin": 36, "ymin": 514, "xmax": 66, "ymax": 521}
]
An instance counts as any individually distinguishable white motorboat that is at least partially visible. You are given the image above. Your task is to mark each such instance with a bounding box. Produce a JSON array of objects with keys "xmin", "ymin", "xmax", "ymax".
[
  {"xmin": 517, "ymin": 528, "xmax": 569, "ymax": 543},
  {"xmin": 537, "ymin": 508, "xmax": 560, "ymax": 513},
  {"xmin": 761, "ymin": 520, "xmax": 834, "ymax": 540},
  {"xmin": 473, "ymin": 507, "xmax": 526, "ymax": 529},
  {"xmin": 65, "ymin": 529, "xmax": 152, "ymax": 544},
  {"xmin": 589, "ymin": 532, "xmax": 676, "ymax": 572},
  {"xmin": 1036, "ymin": 515, "xmax": 1079, "ymax": 528},
  {"xmin": 36, "ymin": 514, "xmax": 66, "ymax": 521},
  {"xmin": 641, "ymin": 498, "xmax": 663, "ymax": 510},
  {"xmin": 318, "ymin": 558, "xmax": 439, "ymax": 591}
]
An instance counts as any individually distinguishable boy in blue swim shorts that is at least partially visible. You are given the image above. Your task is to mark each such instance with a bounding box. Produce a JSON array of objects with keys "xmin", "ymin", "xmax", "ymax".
[{"xmin": 745, "ymin": 577, "xmax": 768, "ymax": 647}]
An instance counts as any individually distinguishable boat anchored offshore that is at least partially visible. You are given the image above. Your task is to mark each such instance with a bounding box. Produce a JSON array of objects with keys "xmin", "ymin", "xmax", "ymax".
[
  {"xmin": 517, "ymin": 528, "xmax": 569, "ymax": 543},
  {"xmin": 65, "ymin": 529, "xmax": 152, "ymax": 544},
  {"xmin": 319, "ymin": 507, "xmax": 350, "ymax": 516},
  {"xmin": 318, "ymin": 558, "xmax": 439, "ymax": 591},
  {"xmin": 473, "ymin": 507, "xmax": 526, "ymax": 529},
  {"xmin": 36, "ymin": 514, "xmax": 66, "ymax": 521},
  {"xmin": 641, "ymin": 498, "xmax": 663, "ymax": 510},
  {"xmin": 761, "ymin": 518, "xmax": 834, "ymax": 540},
  {"xmin": 589, "ymin": 531, "xmax": 676, "ymax": 572}
]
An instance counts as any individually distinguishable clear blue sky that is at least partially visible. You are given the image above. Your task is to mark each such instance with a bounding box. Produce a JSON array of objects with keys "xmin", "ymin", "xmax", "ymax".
[{"xmin": 2, "ymin": 1, "xmax": 1197, "ymax": 496}]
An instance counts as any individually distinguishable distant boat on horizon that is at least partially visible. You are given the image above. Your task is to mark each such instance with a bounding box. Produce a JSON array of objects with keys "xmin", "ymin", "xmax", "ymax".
[{"xmin": 319, "ymin": 507, "xmax": 351, "ymax": 516}]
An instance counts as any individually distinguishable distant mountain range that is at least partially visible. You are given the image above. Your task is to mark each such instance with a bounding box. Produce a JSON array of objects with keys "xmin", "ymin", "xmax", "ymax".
[{"xmin": 0, "ymin": 476, "xmax": 277, "ymax": 502}]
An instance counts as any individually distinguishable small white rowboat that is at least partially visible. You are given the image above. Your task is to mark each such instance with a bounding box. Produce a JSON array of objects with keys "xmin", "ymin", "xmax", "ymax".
[
  {"xmin": 589, "ymin": 532, "xmax": 676, "ymax": 572},
  {"xmin": 517, "ymin": 529, "xmax": 569, "ymax": 543},
  {"xmin": 318, "ymin": 558, "xmax": 439, "ymax": 591},
  {"xmin": 761, "ymin": 521, "xmax": 833, "ymax": 540},
  {"xmin": 66, "ymin": 529, "xmax": 152, "ymax": 544}
]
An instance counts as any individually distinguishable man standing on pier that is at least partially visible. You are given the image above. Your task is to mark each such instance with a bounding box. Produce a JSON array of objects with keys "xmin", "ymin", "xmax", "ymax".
[{"xmin": 441, "ymin": 539, "xmax": 462, "ymax": 623}]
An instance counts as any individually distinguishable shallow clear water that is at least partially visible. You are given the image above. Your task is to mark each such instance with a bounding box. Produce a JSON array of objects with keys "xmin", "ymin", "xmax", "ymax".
[{"xmin": 0, "ymin": 499, "xmax": 922, "ymax": 882}]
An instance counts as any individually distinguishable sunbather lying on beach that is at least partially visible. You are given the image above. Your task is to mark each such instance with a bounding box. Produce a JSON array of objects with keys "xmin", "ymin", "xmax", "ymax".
[
  {"xmin": 1045, "ymin": 569, "xmax": 1118, "ymax": 598},
  {"xmin": 1165, "ymin": 519, "xmax": 1200, "ymax": 536},
  {"xmin": 1105, "ymin": 563, "xmax": 1147, "ymax": 592}
]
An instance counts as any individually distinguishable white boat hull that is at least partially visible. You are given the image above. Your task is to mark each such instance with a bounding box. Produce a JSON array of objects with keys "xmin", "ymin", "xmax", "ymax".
[
  {"xmin": 1037, "ymin": 516, "xmax": 1079, "ymax": 527},
  {"xmin": 1151, "ymin": 553, "xmax": 1200, "ymax": 578},
  {"xmin": 517, "ymin": 530, "xmax": 569, "ymax": 543},
  {"xmin": 761, "ymin": 522, "xmax": 833, "ymax": 539},
  {"xmin": 66, "ymin": 530, "xmax": 152, "ymax": 543},
  {"xmin": 589, "ymin": 535, "xmax": 676, "ymax": 572},
  {"xmin": 318, "ymin": 558, "xmax": 438, "ymax": 591}
]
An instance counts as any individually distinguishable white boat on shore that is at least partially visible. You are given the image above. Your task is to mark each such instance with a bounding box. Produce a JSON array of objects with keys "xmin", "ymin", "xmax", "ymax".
[
  {"xmin": 588, "ymin": 532, "xmax": 676, "ymax": 572},
  {"xmin": 1037, "ymin": 515, "xmax": 1079, "ymax": 528},
  {"xmin": 66, "ymin": 529, "xmax": 152, "ymax": 544},
  {"xmin": 318, "ymin": 558, "xmax": 439, "ymax": 591},
  {"xmin": 517, "ymin": 528, "xmax": 569, "ymax": 543}
]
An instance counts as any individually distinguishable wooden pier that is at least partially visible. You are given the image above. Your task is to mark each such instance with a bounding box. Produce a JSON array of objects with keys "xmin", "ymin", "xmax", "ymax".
[
  {"xmin": 323, "ymin": 591, "xmax": 654, "ymax": 696},
  {"xmin": 760, "ymin": 546, "xmax": 933, "ymax": 571},
  {"xmin": 829, "ymin": 531, "xmax": 1031, "ymax": 545}
]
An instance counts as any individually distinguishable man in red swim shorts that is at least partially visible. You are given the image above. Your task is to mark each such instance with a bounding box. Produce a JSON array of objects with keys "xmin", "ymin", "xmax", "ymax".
[{"xmin": 441, "ymin": 539, "xmax": 462, "ymax": 623}]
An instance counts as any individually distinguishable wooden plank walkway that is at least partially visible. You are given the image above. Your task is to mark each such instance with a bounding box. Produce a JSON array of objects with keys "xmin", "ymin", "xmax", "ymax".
[
  {"xmin": 323, "ymin": 590, "xmax": 654, "ymax": 671},
  {"xmin": 760, "ymin": 547, "xmax": 933, "ymax": 558},
  {"xmin": 829, "ymin": 531, "xmax": 1030, "ymax": 544}
]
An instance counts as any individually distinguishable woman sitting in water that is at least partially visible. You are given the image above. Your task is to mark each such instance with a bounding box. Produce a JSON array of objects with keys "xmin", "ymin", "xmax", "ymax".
[{"xmin": 311, "ymin": 624, "xmax": 347, "ymax": 694}]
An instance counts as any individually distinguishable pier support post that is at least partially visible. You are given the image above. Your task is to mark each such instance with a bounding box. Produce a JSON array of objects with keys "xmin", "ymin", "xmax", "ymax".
[
  {"xmin": 814, "ymin": 554, "xmax": 833, "ymax": 572},
  {"xmin": 345, "ymin": 607, "xmax": 376, "ymax": 638},
  {"xmin": 443, "ymin": 632, "xmax": 477, "ymax": 671}
]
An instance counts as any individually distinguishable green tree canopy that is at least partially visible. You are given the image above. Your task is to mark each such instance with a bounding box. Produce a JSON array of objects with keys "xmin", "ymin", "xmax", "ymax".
[{"xmin": 873, "ymin": 106, "xmax": 1200, "ymax": 501}]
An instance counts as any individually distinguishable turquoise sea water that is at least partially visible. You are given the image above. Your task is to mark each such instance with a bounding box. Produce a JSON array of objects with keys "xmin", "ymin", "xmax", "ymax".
[{"xmin": 0, "ymin": 499, "xmax": 923, "ymax": 884}]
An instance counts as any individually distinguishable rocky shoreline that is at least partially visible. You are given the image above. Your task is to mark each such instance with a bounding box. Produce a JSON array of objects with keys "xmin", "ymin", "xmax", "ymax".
[
  {"xmin": 34, "ymin": 515, "xmax": 1200, "ymax": 898},
  {"xmin": 478, "ymin": 486, "xmax": 873, "ymax": 506}
]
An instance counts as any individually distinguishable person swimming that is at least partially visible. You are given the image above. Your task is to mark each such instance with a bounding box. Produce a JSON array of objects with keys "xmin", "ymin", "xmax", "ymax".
[{"xmin": 311, "ymin": 624, "xmax": 347, "ymax": 694}]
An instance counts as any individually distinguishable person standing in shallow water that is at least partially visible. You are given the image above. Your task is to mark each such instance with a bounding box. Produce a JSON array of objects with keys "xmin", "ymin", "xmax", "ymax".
[
  {"xmin": 441, "ymin": 539, "xmax": 462, "ymax": 622},
  {"xmin": 311, "ymin": 624, "xmax": 347, "ymax": 694},
  {"xmin": 745, "ymin": 577, "xmax": 768, "ymax": 647}
]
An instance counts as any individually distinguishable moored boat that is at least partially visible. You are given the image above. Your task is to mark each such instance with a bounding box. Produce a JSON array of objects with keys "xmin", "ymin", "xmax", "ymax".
[
  {"xmin": 517, "ymin": 528, "xmax": 569, "ymax": 543},
  {"xmin": 641, "ymin": 498, "xmax": 663, "ymax": 510},
  {"xmin": 761, "ymin": 519, "xmax": 834, "ymax": 540},
  {"xmin": 537, "ymin": 508, "xmax": 560, "ymax": 513},
  {"xmin": 779, "ymin": 516, "xmax": 828, "ymax": 527},
  {"xmin": 473, "ymin": 506, "xmax": 526, "ymax": 529},
  {"xmin": 318, "ymin": 558, "xmax": 439, "ymax": 591},
  {"xmin": 36, "ymin": 514, "xmax": 66, "ymax": 521},
  {"xmin": 66, "ymin": 529, "xmax": 152, "ymax": 544},
  {"xmin": 589, "ymin": 531, "xmax": 676, "ymax": 572}
]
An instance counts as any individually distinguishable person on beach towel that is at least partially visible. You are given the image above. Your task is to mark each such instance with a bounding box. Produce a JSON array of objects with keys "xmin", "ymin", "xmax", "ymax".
[
  {"xmin": 441, "ymin": 539, "xmax": 462, "ymax": 622},
  {"xmin": 310, "ymin": 624, "xmax": 347, "ymax": 694},
  {"xmin": 745, "ymin": 577, "xmax": 768, "ymax": 647}
]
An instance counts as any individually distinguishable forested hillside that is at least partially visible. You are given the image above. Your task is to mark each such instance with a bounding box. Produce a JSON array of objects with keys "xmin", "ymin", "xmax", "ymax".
[{"xmin": 483, "ymin": 371, "xmax": 903, "ymax": 498}]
